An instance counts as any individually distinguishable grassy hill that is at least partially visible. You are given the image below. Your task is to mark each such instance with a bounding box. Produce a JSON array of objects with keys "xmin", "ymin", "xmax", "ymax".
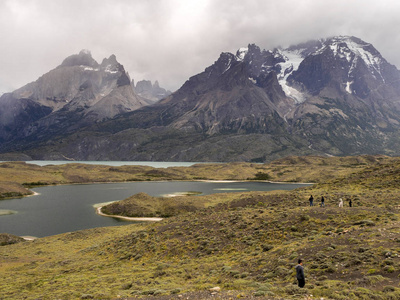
[
  {"xmin": 0, "ymin": 154, "xmax": 390, "ymax": 200},
  {"xmin": 1, "ymin": 156, "xmax": 400, "ymax": 299}
]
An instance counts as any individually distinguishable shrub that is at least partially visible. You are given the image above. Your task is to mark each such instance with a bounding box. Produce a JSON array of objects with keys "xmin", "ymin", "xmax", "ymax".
[
  {"xmin": 153, "ymin": 289, "xmax": 166, "ymax": 295},
  {"xmin": 170, "ymin": 288, "xmax": 181, "ymax": 294},
  {"xmin": 383, "ymin": 265, "xmax": 395, "ymax": 273},
  {"xmin": 353, "ymin": 220, "xmax": 375, "ymax": 226},
  {"xmin": 253, "ymin": 172, "xmax": 271, "ymax": 180},
  {"xmin": 300, "ymin": 215, "xmax": 310, "ymax": 221},
  {"xmin": 254, "ymin": 291, "xmax": 265, "ymax": 297},
  {"xmin": 256, "ymin": 283, "xmax": 272, "ymax": 291},
  {"xmin": 284, "ymin": 285, "xmax": 307, "ymax": 295},
  {"xmin": 121, "ymin": 283, "xmax": 132, "ymax": 290},
  {"xmin": 326, "ymin": 266, "xmax": 337, "ymax": 273},
  {"xmin": 261, "ymin": 244, "xmax": 274, "ymax": 252},
  {"xmin": 275, "ymin": 266, "xmax": 289, "ymax": 277},
  {"xmin": 382, "ymin": 259, "xmax": 394, "ymax": 266},
  {"xmin": 358, "ymin": 247, "xmax": 370, "ymax": 253},
  {"xmin": 383, "ymin": 286, "xmax": 396, "ymax": 293}
]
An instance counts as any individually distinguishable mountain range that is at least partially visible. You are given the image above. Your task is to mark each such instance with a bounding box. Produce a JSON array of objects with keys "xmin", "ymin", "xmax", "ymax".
[{"xmin": 1, "ymin": 36, "xmax": 400, "ymax": 162}]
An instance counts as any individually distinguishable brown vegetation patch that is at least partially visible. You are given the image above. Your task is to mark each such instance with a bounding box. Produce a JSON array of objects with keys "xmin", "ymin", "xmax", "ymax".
[
  {"xmin": 101, "ymin": 192, "xmax": 202, "ymax": 218},
  {"xmin": 0, "ymin": 233, "xmax": 25, "ymax": 246}
]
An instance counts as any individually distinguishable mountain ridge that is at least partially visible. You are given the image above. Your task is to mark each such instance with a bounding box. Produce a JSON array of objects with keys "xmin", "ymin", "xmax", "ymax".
[
  {"xmin": 0, "ymin": 50, "xmax": 168, "ymax": 149},
  {"xmin": 2, "ymin": 36, "xmax": 400, "ymax": 161}
]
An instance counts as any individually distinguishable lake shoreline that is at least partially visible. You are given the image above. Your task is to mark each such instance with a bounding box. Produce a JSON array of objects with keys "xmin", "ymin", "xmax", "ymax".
[
  {"xmin": 96, "ymin": 206, "xmax": 163, "ymax": 222},
  {"xmin": 24, "ymin": 179, "xmax": 313, "ymax": 198},
  {"xmin": 1, "ymin": 179, "xmax": 310, "ymax": 237}
]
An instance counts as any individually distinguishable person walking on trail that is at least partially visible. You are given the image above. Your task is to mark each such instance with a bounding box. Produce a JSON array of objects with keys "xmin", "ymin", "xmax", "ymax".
[
  {"xmin": 296, "ymin": 259, "xmax": 305, "ymax": 288},
  {"xmin": 348, "ymin": 199, "xmax": 352, "ymax": 207},
  {"xmin": 320, "ymin": 196, "xmax": 325, "ymax": 207},
  {"xmin": 339, "ymin": 198, "xmax": 343, "ymax": 208},
  {"xmin": 309, "ymin": 195, "xmax": 314, "ymax": 207}
]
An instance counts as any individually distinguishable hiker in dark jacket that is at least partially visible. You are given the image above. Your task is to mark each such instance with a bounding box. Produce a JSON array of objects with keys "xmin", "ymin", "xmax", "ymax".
[
  {"xmin": 309, "ymin": 195, "xmax": 314, "ymax": 206},
  {"xmin": 320, "ymin": 196, "xmax": 325, "ymax": 207},
  {"xmin": 296, "ymin": 258, "xmax": 305, "ymax": 288}
]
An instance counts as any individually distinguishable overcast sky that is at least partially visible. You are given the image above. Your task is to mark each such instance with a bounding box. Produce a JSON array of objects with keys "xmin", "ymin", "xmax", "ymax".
[{"xmin": 1, "ymin": 0, "xmax": 399, "ymax": 93}]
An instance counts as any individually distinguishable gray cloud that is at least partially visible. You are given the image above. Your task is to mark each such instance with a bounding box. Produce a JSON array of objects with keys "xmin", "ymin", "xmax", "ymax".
[{"xmin": 1, "ymin": 0, "xmax": 399, "ymax": 93}]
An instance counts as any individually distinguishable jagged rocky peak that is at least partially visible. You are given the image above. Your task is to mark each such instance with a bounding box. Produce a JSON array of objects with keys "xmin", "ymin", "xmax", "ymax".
[
  {"xmin": 229, "ymin": 35, "xmax": 399, "ymax": 102},
  {"xmin": 230, "ymin": 42, "xmax": 306, "ymax": 103},
  {"xmin": 215, "ymin": 52, "xmax": 237, "ymax": 73},
  {"xmin": 59, "ymin": 50, "xmax": 126, "ymax": 76},
  {"xmin": 134, "ymin": 79, "xmax": 171, "ymax": 101},
  {"xmin": 135, "ymin": 80, "xmax": 153, "ymax": 93},
  {"xmin": 100, "ymin": 54, "xmax": 119, "ymax": 69},
  {"xmin": 60, "ymin": 49, "xmax": 99, "ymax": 68},
  {"xmin": 99, "ymin": 54, "xmax": 123, "ymax": 75},
  {"xmin": 200, "ymin": 52, "xmax": 236, "ymax": 77}
]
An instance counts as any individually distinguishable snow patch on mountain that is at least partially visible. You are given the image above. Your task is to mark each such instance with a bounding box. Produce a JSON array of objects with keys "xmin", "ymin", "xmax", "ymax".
[
  {"xmin": 345, "ymin": 81, "xmax": 353, "ymax": 94},
  {"xmin": 276, "ymin": 49, "xmax": 306, "ymax": 103},
  {"xmin": 222, "ymin": 57, "xmax": 233, "ymax": 74},
  {"xmin": 81, "ymin": 66, "xmax": 99, "ymax": 72},
  {"xmin": 104, "ymin": 65, "xmax": 118, "ymax": 74},
  {"xmin": 236, "ymin": 48, "xmax": 248, "ymax": 61}
]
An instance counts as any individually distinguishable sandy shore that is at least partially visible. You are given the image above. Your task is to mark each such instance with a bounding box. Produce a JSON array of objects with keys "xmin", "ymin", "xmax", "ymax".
[
  {"xmin": 21, "ymin": 236, "xmax": 38, "ymax": 241},
  {"xmin": 96, "ymin": 206, "xmax": 163, "ymax": 222}
]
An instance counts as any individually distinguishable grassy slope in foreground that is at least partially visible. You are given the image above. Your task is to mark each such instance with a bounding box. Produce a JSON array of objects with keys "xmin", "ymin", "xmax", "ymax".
[{"xmin": 1, "ymin": 155, "xmax": 400, "ymax": 299}]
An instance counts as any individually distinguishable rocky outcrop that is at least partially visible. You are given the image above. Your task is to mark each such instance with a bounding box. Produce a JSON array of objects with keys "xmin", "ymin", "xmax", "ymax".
[{"xmin": 0, "ymin": 233, "xmax": 25, "ymax": 246}]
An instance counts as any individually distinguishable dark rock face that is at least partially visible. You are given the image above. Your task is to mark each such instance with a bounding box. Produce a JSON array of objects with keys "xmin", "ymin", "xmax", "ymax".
[
  {"xmin": 0, "ymin": 94, "xmax": 52, "ymax": 143},
  {"xmin": 3, "ymin": 36, "xmax": 400, "ymax": 162}
]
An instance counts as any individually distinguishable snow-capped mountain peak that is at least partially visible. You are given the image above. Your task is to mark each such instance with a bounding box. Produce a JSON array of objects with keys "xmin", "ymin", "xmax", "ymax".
[
  {"xmin": 316, "ymin": 36, "xmax": 385, "ymax": 83},
  {"xmin": 235, "ymin": 36, "xmax": 393, "ymax": 101}
]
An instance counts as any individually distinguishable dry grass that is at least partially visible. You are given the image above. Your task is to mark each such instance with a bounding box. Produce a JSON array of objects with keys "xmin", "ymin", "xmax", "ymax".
[
  {"xmin": 0, "ymin": 155, "xmax": 396, "ymax": 199},
  {"xmin": 1, "ymin": 155, "xmax": 400, "ymax": 299}
]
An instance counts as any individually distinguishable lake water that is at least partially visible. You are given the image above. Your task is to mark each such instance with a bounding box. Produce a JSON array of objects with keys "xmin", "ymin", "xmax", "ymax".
[
  {"xmin": 0, "ymin": 181, "xmax": 309, "ymax": 238},
  {"xmin": 0, "ymin": 160, "xmax": 205, "ymax": 168}
]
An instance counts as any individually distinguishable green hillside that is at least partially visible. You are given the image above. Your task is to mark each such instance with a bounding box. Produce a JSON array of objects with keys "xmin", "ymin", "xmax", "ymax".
[{"xmin": 1, "ymin": 156, "xmax": 400, "ymax": 299}]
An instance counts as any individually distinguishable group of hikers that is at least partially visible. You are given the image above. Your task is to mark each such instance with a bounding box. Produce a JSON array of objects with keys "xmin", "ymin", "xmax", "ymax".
[
  {"xmin": 308, "ymin": 195, "xmax": 352, "ymax": 207},
  {"xmin": 296, "ymin": 195, "xmax": 354, "ymax": 288}
]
